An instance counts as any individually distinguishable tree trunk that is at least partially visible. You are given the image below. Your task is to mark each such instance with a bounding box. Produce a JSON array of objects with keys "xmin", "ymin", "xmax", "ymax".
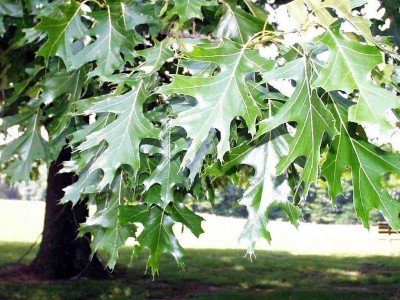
[{"xmin": 29, "ymin": 147, "xmax": 109, "ymax": 279}]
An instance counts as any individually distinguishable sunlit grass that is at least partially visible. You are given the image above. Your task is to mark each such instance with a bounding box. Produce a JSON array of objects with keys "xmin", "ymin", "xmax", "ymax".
[{"xmin": 2, "ymin": 200, "xmax": 400, "ymax": 257}]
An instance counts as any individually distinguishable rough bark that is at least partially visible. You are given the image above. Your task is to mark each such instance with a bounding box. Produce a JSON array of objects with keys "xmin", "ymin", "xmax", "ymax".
[{"xmin": 29, "ymin": 147, "xmax": 109, "ymax": 280}]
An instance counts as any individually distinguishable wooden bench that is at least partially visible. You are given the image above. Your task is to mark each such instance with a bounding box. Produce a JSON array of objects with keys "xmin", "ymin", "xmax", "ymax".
[{"xmin": 378, "ymin": 222, "xmax": 400, "ymax": 254}]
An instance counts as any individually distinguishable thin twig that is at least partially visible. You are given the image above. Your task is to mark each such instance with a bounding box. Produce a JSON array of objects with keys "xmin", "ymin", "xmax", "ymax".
[
  {"xmin": 15, "ymin": 203, "xmax": 69, "ymax": 264},
  {"xmin": 16, "ymin": 232, "xmax": 43, "ymax": 264},
  {"xmin": 163, "ymin": 31, "xmax": 222, "ymax": 43}
]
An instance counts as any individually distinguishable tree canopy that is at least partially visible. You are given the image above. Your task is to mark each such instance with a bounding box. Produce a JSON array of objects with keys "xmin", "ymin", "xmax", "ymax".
[{"xmin": 0, "ymin": 0, "xmax": 399, "ymax": 276}]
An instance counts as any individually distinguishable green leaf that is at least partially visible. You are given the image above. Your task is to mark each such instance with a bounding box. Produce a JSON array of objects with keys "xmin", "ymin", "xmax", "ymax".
[
  {"xmin": 322, "ymin": 95, "xmax": 400, "ymax": 230},
  {"xmin": 41, "ymin": 68, "xmax": 87, "ymax": 136},
  {"xmin": 0, "ymin": 0, "xmax": 23, "ymax": 35},
  {"xmin": 319, "ymin": 0, "xmax": 373, "ymax": 43},
  {"xmin": 287, "ymin": 0, "xmax": 308, "ymax": 26},
  {"xmin": 119, "ymin": 1, "xmax": 156, "ymax": 28},
  {"xmin": 186, "ymin": 129, "xmax": 216, "ymax": 182},
  {"xmin": 25, "ymin": 0, "xmax": 65, "ymax": 15},
  {"xmin": 70, "ymin": 5, "xmax": 138, "ymax": 76},
  {"xmin": 79, "ymin": 175, "xmax": 135, "ymax": 269},
  {"xmin": 215, "ymin": 0, "xmax": 265, "ymax": 44},
  {"xmin": 118, "ymin": 1, "xmax": 161, "ymax": 35},
  {"xmin": 142, "ymin": 128, "xmax": 187, "ymax": 208},
  {"xmin": 159, "ymin": 39, "xmax": 274, "ymax": 165},
  {"xmin": 0, "ymin": 112, "xmax": 48, "ymax": 182},
  {"xmin": 169, "ymin": 202, "xmax": 204, "ymax": 238},
  {"xmin": 168, "ymin": 0, "xmax": 217, "ymax": 24},
  {"xmin": 301, "ymin": 0, "xmax": 335, "ymax": 27},
  {"xmin": 119, "ymin": 204, "xmax": 150, "ymax": 226},
  {"xmin": 207, "ymin": 128, "xmax": 301, "ymax": 254},
  {"xmin": 239, "ymin": 129, "xmax": 301, "ymax": 255},
  {"xmin": 131, "ymin": 206, "xmax": 185, "ymax": 276},
  {"xmin": 70, "ymin": 114, "xmax": 112, "ymax": 146},
  {"xmin": 350, "ymin": 0, "xmax": 368, "ymax": 8},
  {"xmin": 243, "ymin": 0, "xmax": 269, "ymax": 20},
  {"xmin": 78, "ymin": 80, "xmax": 161, "ymax": 189},
  {"xmin": 3, "ymin": 0, "xmax": 400, "ymax": 275},
  {"xmin": 64, "ymin": 113, "xmax": 113, "ymax": 177},
  {"xmin": 205, "ymin": 139, "xmax": 251, "ymax": 178},
  {"xmin": 373, "ymin": 0, "xmax": 400, "ymax": 45},
  {"xmin": 41, "ymin": 68, "xmax": 85, "ymax": 105},
  {"xmin": 312, "ymin": 22, "xmax": 399, "ymax": 138},
  {"xmin": 35, "ymin": 1, "xmax": 87, "ymax": 66},
  {"xmin": 60, "ymin": 166, "xmax": 101, "ymax": 205},
  {"xmin": 257, "ymin": 58, "xmax": 338, "ymax": 197},
  {"xmin": 82, "ymin": 222, "xmax": 134, "ymax": 269},
  {"xmin": 6, "ymin": 66, "xmax": 44, "ymax": 107},
  {"xmin": 135, "ymin": 41, "xmax": 174, "ymax": 75}
]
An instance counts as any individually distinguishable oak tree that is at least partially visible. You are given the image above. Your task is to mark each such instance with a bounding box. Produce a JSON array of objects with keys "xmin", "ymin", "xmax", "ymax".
[{"xmin": 0, "ymin": 0, "xmax": 399, "ymax": 278}]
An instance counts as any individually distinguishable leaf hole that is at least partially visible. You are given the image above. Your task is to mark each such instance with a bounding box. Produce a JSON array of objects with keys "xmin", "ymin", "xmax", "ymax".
[
  {"xmin": 380, "ymin": 172, "xmax": 400, "ymax": 201},
  {"xmin": 286, "ymin": 121, "xmax": 297, "ymax": 137}
]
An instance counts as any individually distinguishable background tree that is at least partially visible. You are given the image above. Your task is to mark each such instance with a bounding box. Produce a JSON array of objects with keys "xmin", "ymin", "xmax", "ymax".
[{"xmin": 0, "ymin": 0, "xmax": 399, "ymax": 279}]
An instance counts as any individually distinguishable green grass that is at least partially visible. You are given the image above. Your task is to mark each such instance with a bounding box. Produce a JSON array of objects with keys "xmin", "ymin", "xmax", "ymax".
[{"xmin": 1, "ymin": 242, "xmax": 399, "ymax": 299}]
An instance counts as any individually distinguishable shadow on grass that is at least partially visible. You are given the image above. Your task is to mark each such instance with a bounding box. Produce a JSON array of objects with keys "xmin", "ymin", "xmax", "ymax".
[{"xmin": 0, "ymin": 242, "xmax": 399, "ymax": 299}]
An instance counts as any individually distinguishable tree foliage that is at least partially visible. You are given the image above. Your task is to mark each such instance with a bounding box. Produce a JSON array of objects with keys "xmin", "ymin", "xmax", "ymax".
[{"xmin": 0, "ymin": 0, "xmax": 399, "ymax": 276}]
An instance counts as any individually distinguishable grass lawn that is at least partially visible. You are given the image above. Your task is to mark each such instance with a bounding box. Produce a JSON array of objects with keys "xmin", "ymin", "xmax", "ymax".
[{"xmin": 1, "ymin": 242, "xmax": 400, "ymax": 299}]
